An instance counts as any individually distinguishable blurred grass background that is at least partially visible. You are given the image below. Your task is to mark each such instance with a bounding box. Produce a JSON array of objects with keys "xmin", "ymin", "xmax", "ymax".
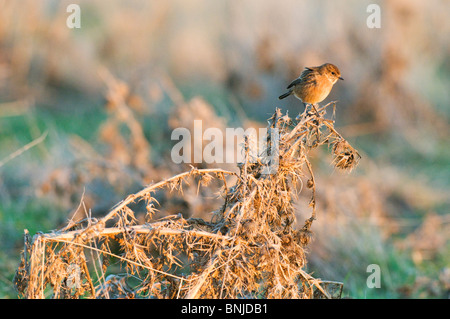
[{"xmin": 0, "ymin": 0, "xmax": 449, "ymax": 298}]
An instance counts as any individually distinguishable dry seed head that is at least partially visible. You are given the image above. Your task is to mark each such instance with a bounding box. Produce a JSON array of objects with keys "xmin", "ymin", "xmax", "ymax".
[{"xmin": 332, "ymin": 140, "xmax": 361, "ymax": 171}]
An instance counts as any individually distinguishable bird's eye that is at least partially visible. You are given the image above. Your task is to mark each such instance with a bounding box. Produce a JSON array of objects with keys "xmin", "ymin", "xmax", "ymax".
[{"xmin": 331, "ymin": 72, "xmax": 336, "ymax": 75}]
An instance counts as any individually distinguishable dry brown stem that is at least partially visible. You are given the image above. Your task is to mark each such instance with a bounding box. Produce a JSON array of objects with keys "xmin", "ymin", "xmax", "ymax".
[{"xmin": 14, "ymin": 104, "xmax": 359, "ymax": 299}]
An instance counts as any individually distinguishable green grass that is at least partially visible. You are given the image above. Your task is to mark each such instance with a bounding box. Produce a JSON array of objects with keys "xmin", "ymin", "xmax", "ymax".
[
  {"xmin": 0, "ymin": 198, "xmax": 65, "ymax": 298},
  {"xmin": 309, "ymin": 219, "xmax": 448, "ymax": 299},
  {"xmin": 0, "ymin": 89, "xmax": 106, "ymax": 298}
]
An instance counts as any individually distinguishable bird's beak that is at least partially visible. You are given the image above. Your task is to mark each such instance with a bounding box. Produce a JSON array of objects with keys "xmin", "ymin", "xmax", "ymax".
[{"xmin": 339, "ymin": 77, "xmax": 344, "ymax": 80}]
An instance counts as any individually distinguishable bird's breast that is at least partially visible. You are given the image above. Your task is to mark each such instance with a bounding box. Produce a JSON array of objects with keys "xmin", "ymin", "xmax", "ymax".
[{"xmin": 294, "ymin": 80, "xmax": 333, "ymax": 104}]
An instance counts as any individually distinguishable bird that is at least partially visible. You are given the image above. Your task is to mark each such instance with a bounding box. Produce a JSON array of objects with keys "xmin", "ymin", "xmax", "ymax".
[{"xmin": 278, "ymin": 63, "xmax": 343, "ymax": 113}]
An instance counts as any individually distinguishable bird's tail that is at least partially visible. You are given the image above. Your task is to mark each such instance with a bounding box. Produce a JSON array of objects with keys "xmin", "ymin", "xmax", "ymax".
[{"xmin": 278, "ymin": 91, "xmax": 291, "ymax": 100}]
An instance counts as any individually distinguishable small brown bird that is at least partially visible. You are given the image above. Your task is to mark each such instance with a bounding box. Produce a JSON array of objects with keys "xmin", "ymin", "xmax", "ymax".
[{"xmin": 279, "ymin": 63, "xmax": 343, "ymax": 109}]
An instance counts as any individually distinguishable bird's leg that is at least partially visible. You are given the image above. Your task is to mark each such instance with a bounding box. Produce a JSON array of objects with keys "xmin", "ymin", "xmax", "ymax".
[
  {"xmin": 304, "ymin": 103, "xmax": 319, "ymax": 116},
  {"xmin": 311, "ymin": 103, "xmax": 320, "ymax": 116}
]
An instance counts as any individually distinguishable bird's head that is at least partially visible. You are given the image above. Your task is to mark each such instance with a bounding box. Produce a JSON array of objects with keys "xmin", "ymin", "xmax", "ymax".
[{"xmin": 321, "ymin": 63, "xmax": 344, "ymax": 84}]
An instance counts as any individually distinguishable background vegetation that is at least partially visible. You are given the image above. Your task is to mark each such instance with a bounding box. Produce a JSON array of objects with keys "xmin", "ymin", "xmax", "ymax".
[{"xmin": 1, "ymin": 0, "xmax": 449, "ymax": 298}]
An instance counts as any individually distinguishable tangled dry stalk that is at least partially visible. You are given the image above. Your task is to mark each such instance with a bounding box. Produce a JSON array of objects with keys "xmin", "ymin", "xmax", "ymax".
[{"xmin": 14, "ymin": 102, "xmax": 360, "ymax": 299}]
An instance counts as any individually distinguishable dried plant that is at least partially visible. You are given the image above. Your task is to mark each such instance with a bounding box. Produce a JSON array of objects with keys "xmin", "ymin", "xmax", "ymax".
[
  {"xmin": 14, "ymin": 102, "xmax": 360, "ymax": 299},
  {"xmin": 98, "ymin": 67, "xmax": 153, "ymax": 175}
]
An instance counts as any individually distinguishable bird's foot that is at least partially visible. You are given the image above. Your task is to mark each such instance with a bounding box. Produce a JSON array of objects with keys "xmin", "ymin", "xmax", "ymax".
[{"xmin": 306, "ymin": 103, "xmax": 320, "ymax": 117}]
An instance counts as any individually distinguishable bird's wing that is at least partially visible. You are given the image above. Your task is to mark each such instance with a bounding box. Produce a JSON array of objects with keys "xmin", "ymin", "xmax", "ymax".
[
  {"xmin": 286, "ymin": 68, "xmax": 317, "ymax": 89},
  {"xmin": 286, "ymin": 77, "xmax": 303, "ymax": 89}
]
